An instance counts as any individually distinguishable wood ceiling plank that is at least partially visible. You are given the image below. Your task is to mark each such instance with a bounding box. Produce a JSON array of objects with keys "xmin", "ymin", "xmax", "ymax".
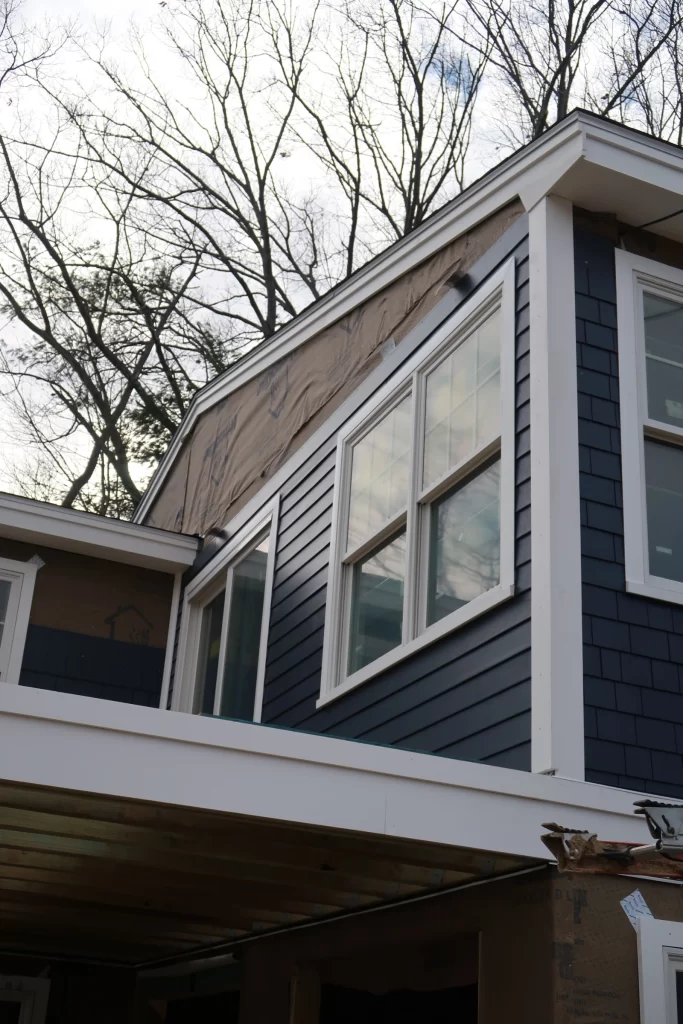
[
  {"xmin": 0, "ymin": 784, "xmax": 522, "ymax": 878},
  {"xmin": 0, "ymin": 826, "xmax": 425, "ymax": 903},
  {"xmin": 0, "ymin": 863, "xmax": 348, "ymax": 919},
  {"xmin": 0, "ymin": 802, "xmax": 468, "ymax": 890}
]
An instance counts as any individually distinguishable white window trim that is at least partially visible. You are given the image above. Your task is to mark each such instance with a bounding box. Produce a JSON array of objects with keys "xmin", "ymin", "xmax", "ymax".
[
  {"xmin": 0, "ymin": 556, "xmax": 39, "ymax": 687},
  {"xmin": 638, "ymin": 915, "xmax": 683, "ymax": 1023},
  {"xmin": 0, "ymin": 977, "xmax": 50, "ymax": 1024},
  {"xmin": 616, "ymin": 249, "xmax": 683, "ymax": 607},
  {"xmin": 173, "ymin": 495, "xmax": 279, "ymax": 720},
  {"xmin": 318, "ymin": 259, "xmax": 517, "ymax": 708}
]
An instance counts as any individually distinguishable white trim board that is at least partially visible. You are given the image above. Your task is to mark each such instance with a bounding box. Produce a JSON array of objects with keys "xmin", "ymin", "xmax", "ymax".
[
  {"xmin": 0, "ymin": 682, "xmax": 653, "ymax": 863},
  {"xmin": 0, "ymin": 491, "xmax": 197, "ymax": 573},
  {"xmin": 135, "ymin": 111, "xmax": 683, "ymax": 525},
  {"xmin": 529, "ymin": 196, "xmax": 584, "ymax": 779}
]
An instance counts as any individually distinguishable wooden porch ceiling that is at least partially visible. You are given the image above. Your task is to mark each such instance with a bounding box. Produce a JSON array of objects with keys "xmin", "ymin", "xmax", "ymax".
[{"xmin": 0, "ymin": 781, "xmax": 537, "ymax": 966}]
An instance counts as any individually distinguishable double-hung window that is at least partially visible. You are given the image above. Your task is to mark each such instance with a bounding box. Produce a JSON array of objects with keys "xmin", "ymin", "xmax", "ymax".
[
  {"xmin": 176, "ymin": 500, "xmax": 278, "ymax": 720},
  {"xmin": 320, "ymin": 260, "xmax": 516, "ymax": 703},
  {"xmin": 0, "ymin": 557, "xmax": 38, "ymax": 687},
  {"xmin": 617, "ymin": 251, "xmax": 683, "ymax": 604}
]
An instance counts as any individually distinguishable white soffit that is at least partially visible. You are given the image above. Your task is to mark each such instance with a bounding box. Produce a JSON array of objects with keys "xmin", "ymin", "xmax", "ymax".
[
  {"xmin": 553, "ymin": 121, "xmax": 683, "ymax": 240},
  {"xmin": 0, "ymin": 492, "xmax": 198, "ymax": 573},
  {"xmin": 0, "ymin": 683, "xmax": 652, "ymax": 863},
  {"xmin": 135, "ymin": 112, "xmax": 683, "ymax": 522}
]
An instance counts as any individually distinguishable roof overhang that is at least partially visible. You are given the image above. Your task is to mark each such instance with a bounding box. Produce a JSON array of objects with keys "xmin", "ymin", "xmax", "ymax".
[
  {"xmin": 0, "ymin": 491, "xmax": 198, "ymax": 572},
  {"xmin": 134, "ymin": 111, "xmax": 683, "ymax": 525},
  {"xmin": 0, "ymin": 684, "xmax": 652, "ymax": 962}
]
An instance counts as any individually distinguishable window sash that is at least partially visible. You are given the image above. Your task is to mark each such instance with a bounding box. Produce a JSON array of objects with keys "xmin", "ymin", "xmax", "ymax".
[
  {"xmin": 176, "ymin": 498, "xmax": 279, "ymax": 719},
  {"xmin": 0, "ymin": 560, "xmax": 38, "ymax": 687},
  {"xmin": 210, "ymin": 529, "xmax": 271, "ymax": 720},
  {"xmin": 617, "ymin": 253, "xmax": 683, "ymax": 605},
  {"xmin": 320, "ymin": 260, "xmax": 516, "ymax": 701}
]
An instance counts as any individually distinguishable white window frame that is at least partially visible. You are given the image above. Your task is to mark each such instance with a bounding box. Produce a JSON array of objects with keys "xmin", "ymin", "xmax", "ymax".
[
  {"xmin": 0, "ymin": 976, "xmax": 50, "ymax": 1024},
  {"xmin": 319, "ymin": 259, "xmax": 517, "ymax": 707},
  {"xmin": 616, "ymin": 250, "xmax": 683, "ymax": 606},
  {"xmin": 638, "ymin": 916, "xmax": 683, "ymax": 1023},
  {"xmin": 173, "ymin": 495, "xmax": 279, "ymax": 720},
  {"xmin": 0, "ymin": 556, "xmax": 39, "ymax": 686}
]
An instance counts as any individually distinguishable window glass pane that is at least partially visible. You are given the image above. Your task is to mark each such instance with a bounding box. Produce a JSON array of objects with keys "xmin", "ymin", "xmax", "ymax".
[
  {"xmin": 427, "ymin": 459, "xmax": 501, "ymax": 625},
  {"xmin": 347, "ymin": 395, "xmax": 412, "ymax": 551},
  {"xmin": 645, "ymin": 438, "xmax": 683, "ymax": 583},
  {"xmin": 423, "ymin": 310, "xmax": 500, "ymax": 490},
  {"xmin": 644, "ymin": 292, "xmax": 683, "ymax": 427},
  {"xmin": 348, "ymin": 532, "xmax": 405, "ymax": 676},
  {"xmin": 195, "ymin": 589, "xmax": 225, "ymax": 714},
  {"xmin": 0, "ymin": 1001, "xmax": 21, "ymax": 1024},
  {"xmin": 219, "ymin": 535, "xmax": 269, "ymax": 720},
  {"xmin": 676, "ymin": 967, "xmax": 683, "ymax": 1024},
  {"xmin": 0, "ymin": 578, "xmax": 11, "ymax": 650}
]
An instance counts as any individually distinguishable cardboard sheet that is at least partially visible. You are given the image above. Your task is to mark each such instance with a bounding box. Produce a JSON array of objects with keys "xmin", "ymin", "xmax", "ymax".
[{"xmin": 146, "ymin": 200, "xmax": 524, "ymax": 535}]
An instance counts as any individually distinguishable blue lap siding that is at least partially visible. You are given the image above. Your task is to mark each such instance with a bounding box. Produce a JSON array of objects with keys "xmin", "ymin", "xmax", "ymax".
[
  {"xmin": 577, "ymin": 223, "xmax": 683, "ymax": 798},
  {"xmin": 20, "ymin": 624, "xmax": 164, "ymax": 707},
  {"xmin": 260, "ymin": 233, "xmax": 533, "ymax": 770}
]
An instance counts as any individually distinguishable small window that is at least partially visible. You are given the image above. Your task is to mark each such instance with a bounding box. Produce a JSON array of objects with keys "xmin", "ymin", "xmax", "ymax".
[
  {"xmin": 616, "ymin": 252, "xmax": 683, "ymax": 604},
  {"xmin": 638, "ymin": 917, "xmax": 683, "ymax": 1023},
  {"xmin": 0, "ymin": 978, "xmax": 49, "ymax": 1024},
  {"xmin": 321, "ymin": 261, "xmax": 516, "ymax": 702},
  {"xmin": 178, "ymin": 502, "xmax": 278, "ymax": 721},
  {"xmin": 0, "ymin": 558, "xmax": 38, "ymax": 687}
]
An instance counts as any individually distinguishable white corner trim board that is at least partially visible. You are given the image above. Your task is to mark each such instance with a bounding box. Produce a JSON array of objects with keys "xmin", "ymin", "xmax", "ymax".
[
  {"xmin": 0, "ymin": 682, "xmax": 652, "ymax": 862},
  {"xmin": 0, "ymin": 491, "xmax": 197, "ymax": 573},
  {"xmin": 529, "ymin": 195, "xmax": 584, "ymax": 780}
]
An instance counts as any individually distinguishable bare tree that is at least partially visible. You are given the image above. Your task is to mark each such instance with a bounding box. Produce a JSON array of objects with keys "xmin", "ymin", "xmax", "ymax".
[
  {"xmin": 0, "ymin": 92, "xmax": 236, "ymax": 515},
  {"xmin": 278, "ymin": 0, "xmax": 487, "ymax": 267},
  {"xmin": 597, "ymin": 0, "xmax": 683, "ymax": 143},
  {"xmin": 461, "ymin": 0, "xmax": 683, "ymax": 146},
  {"xmin": 0, "ymin": 0, "xmax": 485, "ymax": 516}
]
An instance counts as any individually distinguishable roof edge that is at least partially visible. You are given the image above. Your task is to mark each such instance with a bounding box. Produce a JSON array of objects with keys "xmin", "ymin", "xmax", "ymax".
[{"xmin": 136, "ymin": 110, "xmax": 683, "ymax": 524}]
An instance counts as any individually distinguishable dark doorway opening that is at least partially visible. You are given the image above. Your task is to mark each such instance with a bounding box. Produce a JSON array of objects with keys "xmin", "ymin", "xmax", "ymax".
[
  {"xmin": 320, "ymin": 982, "xmax": 477, "ymax": 1022},
  {"xmin": 165, "ymin": 990, "xmax": 240, "ymax": 1023}
]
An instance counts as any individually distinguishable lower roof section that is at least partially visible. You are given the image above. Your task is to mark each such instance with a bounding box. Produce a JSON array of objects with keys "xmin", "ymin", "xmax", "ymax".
[
  {"xmin": 0, "ymin": 684, "xmax": 653, "ymax": 862},
  {"xmin": 0, "ymin": 778, "xmax": 537, "ymax": 965},
  {"xmin": 0, "ymin": 684, "xmax": 654, "ymax": 963}
]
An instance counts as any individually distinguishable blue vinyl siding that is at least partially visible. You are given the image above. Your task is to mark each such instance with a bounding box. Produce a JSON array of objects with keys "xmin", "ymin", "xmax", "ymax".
[
  {"xmin": 20, "ymin": 624, "xmax": 164, "ymax": 707},
  {"xmin": 260, "ymin": 237, "xmax": 532, "ymax": 770},
  {"xmin": 577, "ymin": 225, "xmax": 683, "ymax": 798}
]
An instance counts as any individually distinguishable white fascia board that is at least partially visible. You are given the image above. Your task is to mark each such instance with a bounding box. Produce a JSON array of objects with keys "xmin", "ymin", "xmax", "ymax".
[
  {"xmin": 134, "ymin": 117, "xmax": 591, "ymax": 524},
  {"xmin": 0, "ymin": 683, "xmax": 651, "ymax": 862},
  {"xmin": 0, "ymin": 492, "xmax": 197, "ymax": 573}
]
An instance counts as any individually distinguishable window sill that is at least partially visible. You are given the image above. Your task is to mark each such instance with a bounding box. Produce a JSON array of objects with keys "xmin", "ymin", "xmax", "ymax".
[
  {"xmin": 626, "ymin": 576, "xmax": 683, "ymax": 606},
  {"xmin": 316, "ymin": 582, "xmax": 515, "ymax": 710}
]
